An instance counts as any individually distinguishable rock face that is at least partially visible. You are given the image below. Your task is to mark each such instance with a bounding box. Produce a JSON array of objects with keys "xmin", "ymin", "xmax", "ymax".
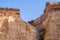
[
  {"xmin": 0, "ymin": 8, "xmax": 38, "ymax": 40},
  {"xmin": 1, "ymin": 2, "xmax": 60, "ymax": 40},
  {"xmin": 44, "ymin": 2, "xmax": 60, "ymax": 40},
  {"xmin": 28, "ymin": 2, "xmax": 60, "ymax": 40}
]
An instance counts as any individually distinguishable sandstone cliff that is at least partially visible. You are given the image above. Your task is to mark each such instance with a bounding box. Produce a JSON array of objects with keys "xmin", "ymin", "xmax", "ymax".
[
  {"xmin": 28, "ymin": 2, "xmax": 60, "ymax": 40},
  {"xmin": 1, "ymin": 2, "xmax": 60, "ymax": 40},
  {"xmin": 0, "ymin": 8, "xmax": 39, "ymax": 40}
]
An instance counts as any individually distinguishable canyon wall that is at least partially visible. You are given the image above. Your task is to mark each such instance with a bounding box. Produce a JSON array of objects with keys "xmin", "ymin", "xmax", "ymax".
[
  {"xmin": 1, "ymin": 2, "xmax": 60, "ymax": 40},
  {"xmin": 28, "ymin": 2, "xmax": 60, "ymax": 40},
  {"xmin": 0, "ymin": 8, "xmax": 39, "ymax": 40}
]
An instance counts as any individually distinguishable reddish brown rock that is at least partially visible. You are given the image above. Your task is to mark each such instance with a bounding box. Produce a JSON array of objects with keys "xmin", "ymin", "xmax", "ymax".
[
  {"xmin": 44, "ymin": 2, "xmax": 60, "ymax": 40},
  {"xmin": 0, "ymin": 8, "xmax": 38, "ymax": 40},
  {"xmin": 1, "ymin": 2, "xmax": 60, "ymax": 40},
  {"xmin": 28, "ymin": 2, "xmax": 60, "ymax": 40}
]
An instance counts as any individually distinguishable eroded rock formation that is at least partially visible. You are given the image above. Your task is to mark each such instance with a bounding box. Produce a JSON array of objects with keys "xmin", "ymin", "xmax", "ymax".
[
  {"xmin": 44, "ymin": 2, "xmax": 60, "ymax": 40},
  {"xmin": 1, "ymin": 2, "xmax": 60, "ymax": 40},
  {"xmin": 0, "ymin": 8, "xmax": 39, "ymax": 40},
  {"xmin": 28, "ymin": 2, "xmax": 60, "ymax": 40}
]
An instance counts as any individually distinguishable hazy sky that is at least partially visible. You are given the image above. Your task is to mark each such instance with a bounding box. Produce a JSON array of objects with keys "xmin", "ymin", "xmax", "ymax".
[{"xmin": 0, "ymin": 0, "xmax": 60, "ymax": 22}]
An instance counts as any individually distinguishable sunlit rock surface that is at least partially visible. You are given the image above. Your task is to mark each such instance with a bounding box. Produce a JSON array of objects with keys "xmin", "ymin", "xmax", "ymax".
[
  {"xmin": 44, "ymin": 2, "xmax": 60, "ymax": 40},
  {"xmin": 28, "ymin": 2, "xmax": 60, "ymax": 40},
  {"xmin": 1, "ymin": 2, "xmax": 60, "ymax": 40},
  {"xmin": 0, "ymin": 8, "xmax": 38, "ymax": 40}
]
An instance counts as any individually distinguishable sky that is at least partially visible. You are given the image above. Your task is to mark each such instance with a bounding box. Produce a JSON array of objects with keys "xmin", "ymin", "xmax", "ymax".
[{"xmin": 0, "ymin": 0, "xmax": 60, "ymax": 22}]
